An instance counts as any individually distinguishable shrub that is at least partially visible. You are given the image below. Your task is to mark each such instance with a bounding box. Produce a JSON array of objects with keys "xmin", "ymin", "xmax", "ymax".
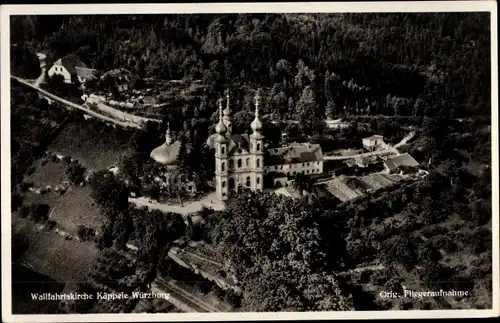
[
  {"xmin": 62, "ymin": 156, "xmax": 72, "ymax": 164},
  {"xmin": 20, "ymin": 181, "xmax": 33, "ymax": 192},
  {"xmin": 18, "ymin": 205, "xmax": 30, "ymax": 218},
  {"xmin": 67, "ymin": 163, "xmax": 86, "ymax": 184},
  {"xmin": 77, "ymin": 225, "xmax": 96, "ymax": 241},
  {"xmin": 432, "ymin": 235, "xmax": 457, "ymax": 253},
  {"xmin": 12, "ymin": 193, "xmax": 24, "ymax": 212},
  {"xmin": 29, "ymin": 203, "xmax": 50, "ymax": 222}
]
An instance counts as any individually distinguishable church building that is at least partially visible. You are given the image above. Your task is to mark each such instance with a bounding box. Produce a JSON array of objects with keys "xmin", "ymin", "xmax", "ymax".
[{"xmin": 207, "ymin": 90, "xmax": 325, "ymax": 201}]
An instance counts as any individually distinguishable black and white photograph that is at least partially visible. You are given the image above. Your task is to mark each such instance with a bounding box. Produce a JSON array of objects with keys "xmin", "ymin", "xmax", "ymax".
[{"xmin": 1, "ymin": 2, "xmax": 498, "ymax": 321}]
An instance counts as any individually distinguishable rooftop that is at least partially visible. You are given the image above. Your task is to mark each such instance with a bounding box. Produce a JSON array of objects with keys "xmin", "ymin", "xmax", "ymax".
[
  {"xmin": 150, "ymin": 140, "xmax": 182, "ymax": 165},
  {"xmin": 75, "ymin": 67, "xmax": 98, "ymax": 81},
  {"xmin": 363, "ymin": 135, "xmax": 384, "ymax": 141},
  {"xmin": 384, "ymin": 153, "xmax": 420, "ymax": 171},
  {"xmin": 265, "ymin": 143, "xmax": 324, "ymax": 166},
  {"xmin": 54, "ymin": 54, "xmax": 87, "ymax": 76},
  {"xmin": 275, "ymin": 187, "xmax": 302, "ymax": 199}
]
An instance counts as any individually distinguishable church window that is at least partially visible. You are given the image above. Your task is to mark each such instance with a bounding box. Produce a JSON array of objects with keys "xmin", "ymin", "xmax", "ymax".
[
  {"xmin": 280, "ymin": 165, "xmax": 283, "ymax": 169},
  {"xmin": 302, "ymin": 163, "xmax": 305, "ymax": 167},
  {"xmin": 256, "ymin": 159, "xmax": 260, "ymax": 167},
  {"xmin": 223, "ymin": 192, "xmax": 227, "ymax": 197},
  {"xmin": 257, "ymin": 143, "xmax": 261, "ymax": 151},
  {"xmin": 229, "ymin": 160, "xmax": 234, "ymax": 169},
  {"xmin": 257, "ymin": 177, "xmax": 260, "ymax": 184},
  {"xmin": 246, "ymin": 177, "xmax": 251, "ymax": 187},
  {"xmin": 238, "ymin": 159, "xmax": 242, "ymax": 168},
  {"xmin": 221, "ymin": 146, "xmax": 225, "ymax": 154},
  {"xmin": 246, "ymin": 158, "xmax": 250, "ymax": 166},
  {"xmin": 307, "ymin": 162, "xmax": 310, "ymax": 166},
  {"xmin": 221, "ymin": 162, "xmax": 225, "ymax": 171},
  {"xmin": 222, "ymin": 181, "xmax": 226, "ymax": 188}
]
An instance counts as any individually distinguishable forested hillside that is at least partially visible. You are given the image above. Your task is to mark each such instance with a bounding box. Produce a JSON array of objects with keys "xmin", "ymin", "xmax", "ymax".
[{"xmin": 12, "ymin": 13, "xmax": 491, "ymax": 122}]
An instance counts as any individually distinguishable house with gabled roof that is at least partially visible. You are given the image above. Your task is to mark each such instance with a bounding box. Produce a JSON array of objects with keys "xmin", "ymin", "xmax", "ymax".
[{"xmin": 48, "ymin": 54, "xmax": 98, "ymax": 84}]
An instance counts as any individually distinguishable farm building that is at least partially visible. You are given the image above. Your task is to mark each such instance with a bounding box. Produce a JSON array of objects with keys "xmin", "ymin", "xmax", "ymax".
[
  {"xmin": 383, "ymin": 153, "xmax": 420, "ymax": 174},
  {"xmin": 48, "ymin": 54, "xmax": 98, "ymax": 84}
]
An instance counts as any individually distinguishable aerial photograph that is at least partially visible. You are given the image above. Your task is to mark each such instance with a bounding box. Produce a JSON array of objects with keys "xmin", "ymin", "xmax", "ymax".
[{"xmin": 7, "ymin": 10, "xmax": 493, "ymax": 315}]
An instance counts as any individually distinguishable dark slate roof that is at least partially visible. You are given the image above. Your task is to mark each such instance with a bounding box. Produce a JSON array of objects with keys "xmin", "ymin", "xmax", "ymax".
[
  {"xmin": 228, "ymin": 134, "xmax": 250, "ymax": 153},
  {"xmin": 206, "ymin": 133, "xmax": 250, "ymax": 153},
  {"xmin": 265, "ymin": 143, "xmax": 324, "ymax": 166},
  {"xmin": 384, "ymin": 153, "xmax": 420, "ymax": 171},
  {"xmin": 55, "ymin": 54, "xmax": 87, "ymax": 75}
]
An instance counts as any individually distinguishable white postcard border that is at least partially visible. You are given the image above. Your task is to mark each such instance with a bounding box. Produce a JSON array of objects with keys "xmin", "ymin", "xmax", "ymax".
[{"xmin": 1, "ymin": 2, "xmax": 498, "ymax": 322}]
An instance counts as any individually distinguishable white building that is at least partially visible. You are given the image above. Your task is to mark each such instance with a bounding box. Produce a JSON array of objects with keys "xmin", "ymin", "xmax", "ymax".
[
  {"xmin": 207, "ymin": 91, "xmax": 324, "ymax": 201},
  {"xmin": 362, "ymin": 135, "xmax": 385, "ymax": 151}
]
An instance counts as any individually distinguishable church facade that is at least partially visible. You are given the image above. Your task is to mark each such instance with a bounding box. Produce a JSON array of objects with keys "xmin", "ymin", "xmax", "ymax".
[{"xmin": 208, "ymin": 91, "xmax": 325, "ymax": 201}]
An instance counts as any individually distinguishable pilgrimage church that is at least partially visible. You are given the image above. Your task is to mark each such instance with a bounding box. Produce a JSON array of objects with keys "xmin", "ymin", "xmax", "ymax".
[{"xmin": 206, "ymin": 90, "xmax": 324, "ymax": 201}]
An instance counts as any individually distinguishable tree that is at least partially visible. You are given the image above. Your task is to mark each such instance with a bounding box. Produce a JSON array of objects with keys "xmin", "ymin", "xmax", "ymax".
[
  {"xmin": 207, "ymin": 190, "xmax": 353, "ymax": 311},
  {"xmin": 67, "ymin": 163, "xmax": 86, "ymax": 184}
]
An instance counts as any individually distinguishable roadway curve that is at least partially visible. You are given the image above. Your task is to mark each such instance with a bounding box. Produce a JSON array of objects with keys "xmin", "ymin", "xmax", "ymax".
[{"xmin": 12, "ymin": 76, "xmax": 143, "ymax": 129}]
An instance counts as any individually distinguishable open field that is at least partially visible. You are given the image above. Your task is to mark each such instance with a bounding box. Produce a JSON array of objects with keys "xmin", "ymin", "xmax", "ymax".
[
  {"xmin": 22, "ymin": 185, "xmax": 104, "ymax": 236},
  {"xmin": 25, "ymin": 158, "xmax": 68, "ymax": 188},
  {"xmin": 48, "ymin": 119, "xmax": 132, "ymax": 171},
  {"xmin": 49, "ymin": 186, "xmax": 103, "ymax": 235},
  {"xmin": 12, "ymin": 215, "xmax": 98, "ymax": 283}
]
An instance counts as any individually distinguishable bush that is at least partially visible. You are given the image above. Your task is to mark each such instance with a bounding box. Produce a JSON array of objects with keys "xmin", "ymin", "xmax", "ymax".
[
  {"xmin": 77, "ymin": 225, "xmax": 96, "ymax": 241},
  {"xmin": 18, "ymin": 205, "xmax": 30, "ymax": 218},
  {"xmin": 29, "ymin": 203, "xmax": 50, "ymax": 222},
  {"xmin": 12, "ymin": 193, "xmax": 24, "ymax": 212},
  {"xmin": 20, "ymin": 181, "xmax": 33, "ymax": 192},
  {"xmin": 67, "ymin": 163, "xmax": 86, "ymax": 184},
  {"xmin": 62, "ymin": 156, "xmax": 72, "ymax": 164},
  {"xmin": 432, "ymin": 235, "xmax": 457, "ymax": 253}
]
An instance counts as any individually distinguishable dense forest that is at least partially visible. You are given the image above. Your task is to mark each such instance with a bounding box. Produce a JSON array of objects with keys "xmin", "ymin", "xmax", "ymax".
[{"xmin": 12, "ymin": 13, "xmax": 491, "ymax": 122}]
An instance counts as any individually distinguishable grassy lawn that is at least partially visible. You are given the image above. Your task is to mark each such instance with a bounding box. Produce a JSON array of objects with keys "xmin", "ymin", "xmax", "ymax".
[
  {"xmin": 22, "ymin": 185, "xmax": 104, "ymax": 237},
  {"xmin": 48, "ymin": 119, "xmax": 132, "ymax": 171},
  {"xmin": 14, "ymin": 218, "xmax": 98, "ymax": 284},
  {"xmin": 25, "ymin": 158, "xmax": 68, "ymax": 188},
  {"xmin": 48, "ymin": 185, "xmax": 104, "ymax": 235}
]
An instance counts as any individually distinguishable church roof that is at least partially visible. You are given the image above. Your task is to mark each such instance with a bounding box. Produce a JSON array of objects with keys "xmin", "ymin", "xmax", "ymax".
[
  {"xmin": 265, "ymin": 143, "xmax": 324, "ymax": 166},
  {"xmin": 228, "ymin": 134, "xmax": 250, "ymax": 153},
  {"xmin": 150, "ymin": 140, "xmax": 181, "ymax": 165},
  {"xmin": 206, "ymin": 133, "xmax": 251, "ymax": 153}
]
